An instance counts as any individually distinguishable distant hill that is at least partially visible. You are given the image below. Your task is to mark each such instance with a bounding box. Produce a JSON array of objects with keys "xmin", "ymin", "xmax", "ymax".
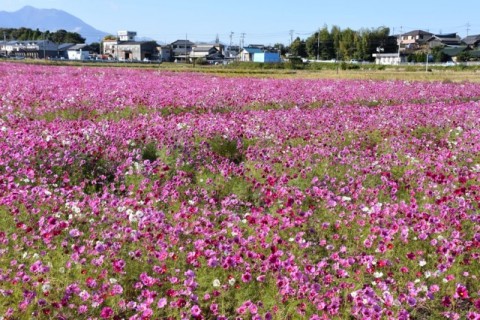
[{"xmin": 0, "ymin": 6, "xmax": 108, "ymax": 43}]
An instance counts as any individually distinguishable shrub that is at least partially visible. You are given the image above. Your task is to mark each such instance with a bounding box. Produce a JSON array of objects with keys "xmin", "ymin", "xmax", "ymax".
[
  {"xmin": 142, "ymin": 141, "xmax": 158, "ymax": 162},
  {"xmin": 208, "ymin": 135, "xmax": 244, "ymax": 164}
]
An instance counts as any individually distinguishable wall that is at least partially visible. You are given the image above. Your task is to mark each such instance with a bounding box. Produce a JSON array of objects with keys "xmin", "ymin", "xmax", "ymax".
[{"xmin": 253, "ymin": 52, "xmax": 281, "ymax": 63}]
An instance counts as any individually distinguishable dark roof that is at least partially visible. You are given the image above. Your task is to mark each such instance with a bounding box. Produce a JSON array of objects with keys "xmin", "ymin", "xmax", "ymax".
[
  {"xmin": 192, "ymin": 46, "xmax": 217, "ymax": 53},
  {"xmin": 171, "ymin": 39, "xmax": 195, "ymax": 46},
  {"xmin": 402, "ymin": 29, "xmax": 433, "ymax": 37},
  {"xmin": 462, "ymin": 34, "xmax": 480, "ymax": 45},
  {"xmin": 428, "ymin": 33, "xmax": 462, "ymax": 46},
  {"xmin": 433, "ymin": 33, "xmax": 458, "ymax": 39}
]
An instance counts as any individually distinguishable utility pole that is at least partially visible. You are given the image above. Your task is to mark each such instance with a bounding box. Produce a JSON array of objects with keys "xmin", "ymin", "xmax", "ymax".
[
  {"xmin": 466, "ymin": 22, "xmax": 471, "ymax": 36},
  {"xmin": 185, "ymin": 33, "xmax": 188, "ymax": 63},
  {"xmin": 289, "ymin": 30, "xmax": 294, "ymax": 46},
  {"xmin": 240, "ymin": 33, "xmax": 246, "ymax": 49}
]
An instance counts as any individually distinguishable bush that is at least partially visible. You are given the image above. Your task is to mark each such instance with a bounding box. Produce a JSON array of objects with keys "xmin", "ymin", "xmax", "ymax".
[
  {"xmin": 142, "ymin": 141, "xmax": 158, "ymax": 162},
  {"xmin": 208, "ymin": 136, "xmax": 244, "ymax": 164}
]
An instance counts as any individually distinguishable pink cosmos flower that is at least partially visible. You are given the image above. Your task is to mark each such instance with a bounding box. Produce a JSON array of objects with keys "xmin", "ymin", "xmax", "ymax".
[
  {"xmin": 100, "ymin": 306, "xmax": 113, "ymax": 319},
  {"xmin": 157, "ymin": 297, "xmax": 167, "ymax": 308},
  {"xmin": 68, "ymin": 228, "xmax": 81, "ymax": 237},
  {"xmin": 454, "ymin": 284, "xmax": 469, "ymax": 299},
  {"xmin": 191, "ymin": 305, "xmax": 201, "ymax": 317}
]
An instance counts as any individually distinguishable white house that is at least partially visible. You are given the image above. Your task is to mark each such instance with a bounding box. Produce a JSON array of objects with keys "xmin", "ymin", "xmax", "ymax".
[
  {"xmin": 67, "ymin": 44, "xmax": 91, "ymax": 60},
  {"xmin": 239, "ymin": 47, "xmax": 263, "ymax": 62}
]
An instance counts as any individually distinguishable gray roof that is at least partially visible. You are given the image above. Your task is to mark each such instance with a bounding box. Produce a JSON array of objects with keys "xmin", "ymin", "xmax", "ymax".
[
  {"xmin": 68, "ymin": 44, "xmax": 90, "ymax": 51},
  {"xmin": 58, "ymin": 43, "xmax": 75, "ymax": 50},
  {"xmin": 171, "ymin": 39, "xmax": 195, "ymax": 46},
  {"xmin": 463, "ymin": 34, "xmax": 480, "ymax": 45}
]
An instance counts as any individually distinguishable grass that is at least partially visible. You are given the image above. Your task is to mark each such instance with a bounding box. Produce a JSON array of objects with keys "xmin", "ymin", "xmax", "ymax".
[{"xmin": 5, "ymin": 59, "xmax": 480, "ymax": 82}]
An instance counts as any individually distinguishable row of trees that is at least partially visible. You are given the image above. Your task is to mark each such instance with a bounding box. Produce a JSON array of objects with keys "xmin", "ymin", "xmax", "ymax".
[
  {"xmin": 0, "ymin": 27, "xmax": 86, "ymax": 44},
  {"xmin": 285, "ymin": 25, "xmax": 397, "ymax": 61}
]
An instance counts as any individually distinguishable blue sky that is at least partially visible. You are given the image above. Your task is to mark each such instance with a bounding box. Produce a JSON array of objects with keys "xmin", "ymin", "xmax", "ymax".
[{"xmin": 2, "ymin": 0, "xmax": 479, "ymax": 45}]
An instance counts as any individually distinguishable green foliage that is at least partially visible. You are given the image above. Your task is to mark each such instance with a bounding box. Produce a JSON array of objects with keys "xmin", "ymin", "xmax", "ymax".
[
  {"xmin": 142, "ymin": 141, "xmax": 158, "ymax": 162},
  {"xmin": 407, "ymin": 52, "xmax": 428, "ymax": 63},
  {"xmin": 208, "ymin": 136, "xmax": 244, "ymax": 164},
  {"xmin": 195, "ymin": 58, "xmax": 209, "ymax": 66},
  {"xmin": 289, "ymin": 37, "xmax": 307, "ymax": 58},
  {"xmin": 286, "ymin": 57, "xmax": 305, "ymax": 70},
  {"xmin": 0, "ymin": 27, "xmax": 85, "ymax": 43},
  {"xmin": 431, "ymin": 46, "xmax": 449, "ymax": 63},
  {"xmin": 456, "ymin": 51, "xmax": 471, "ymax": 62}
]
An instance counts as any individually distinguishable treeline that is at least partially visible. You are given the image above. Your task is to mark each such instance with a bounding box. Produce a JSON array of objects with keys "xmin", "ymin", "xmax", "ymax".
[
  {"xmin": 284, "ymin": 25, "xmax": 397, "ymax": 61},
  {"xmin": 0, "ymin": 27, "xmax": 85, "ymax": 44}
]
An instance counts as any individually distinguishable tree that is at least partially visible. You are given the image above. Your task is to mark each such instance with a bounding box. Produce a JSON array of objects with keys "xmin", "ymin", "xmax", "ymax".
[
  {"xmin": 339, "ymin": 28, "xmax": 356, "ymax": 60},
  {"xmin": 318, "ymin": 26, "xmax": 334, "ymax": 60},
  {"xmin": 456, "ymin": 51, "xmax": 471, "ymax": 62},
  {"xmin": 306, "ymin": 32, "xmax": 318, "ymax": 58},
  {"xmin": 289, "ymin": 37, "xmax": 307, "ymax": 58},
  {"xmin": 49, "ymin": 29, "xmax": 85, "ymax": 43},
  {"xmin": 274, "ymin": 43, "xmax": 287, "ymax": 56},
  {"xmin": 103, "ymin": 35, "xmax": 117, "ymax": 41},
  {"xmin": 89, "ymin": 42, "xmax": 101, "ymax": 54},
  {"xmin": 331, "ymin": 25, "xmax": 342, "ymax": 60}
]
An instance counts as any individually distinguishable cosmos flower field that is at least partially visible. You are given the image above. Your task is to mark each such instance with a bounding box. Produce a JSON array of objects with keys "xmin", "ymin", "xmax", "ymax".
[{"xmin": 0, "ymin": 62, "xmax": 479, "ymax": 319}]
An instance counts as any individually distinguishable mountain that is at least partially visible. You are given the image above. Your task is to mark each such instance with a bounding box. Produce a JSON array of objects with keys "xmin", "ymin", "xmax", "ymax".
[{"xmin": 0, "ymin": 6, "xmax": 108, "ymax": 43}]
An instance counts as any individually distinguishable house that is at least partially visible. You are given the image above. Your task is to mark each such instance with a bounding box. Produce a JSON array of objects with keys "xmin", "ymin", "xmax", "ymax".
[
  {"xmin": 2, "ymin": 40, "xmax": 59, "ymax": 59},
  {"xmin": 372, "ymin": 53, "xmax": 406, "ymax": 65},
  {"xmin": 224, "ymin": 45, "xmax": 240, "ymax": 59},
  {"xmin": 103, "ymin": 39, "xmax": 118, "ymax": 59},
  {"xmin": 442, "ymin": 46, "xmax": 480, "ymax": 62},
  {"xmin": 239, "ymin": 47, "xmax": 263, "ymax": 62},
  {"xmin": 67, "ymin": 44, "xmax": 92, "ymax": 60},
  {"xmin": 462, "ymin": 34, "xmax": 480, "ymax": 49},
  {"xmin": 253, "ymin": 52, "xmax": 281, "ymax": 63},
  {"xmin": 190, "ymin": 44, "xmax": 220, "ymax": 60},
  {"xmin": 158, "ymin": 45, "xmax": 172, "ymax": 62},
  {"xmin": 102, "ymin": 31, "xmax": 158, "ymax": 61},
  {"xmin": 239, "ymin": 46, "xmax": 281, "ymax": 63},
  {"xmin": 399, "ymin": 30, "xmax": 433, "ymax": 51},
  {"xmin": 117, "ymin": 41, "xmax": 157, "ymax": 61},
  {"xmin": 427, "ymin": 33, "xmax": 462, "ymax": 48},
  {"xmin": 117, "ymin": 31, "xmax": 137, "ymax": 42},
  {"xmin": 57, "ymin": 43, "xmax": 75, "ymax": 58},
  {"xmin": 171, "ymin": 39, "xmax": 195, "ymax": 61}
]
